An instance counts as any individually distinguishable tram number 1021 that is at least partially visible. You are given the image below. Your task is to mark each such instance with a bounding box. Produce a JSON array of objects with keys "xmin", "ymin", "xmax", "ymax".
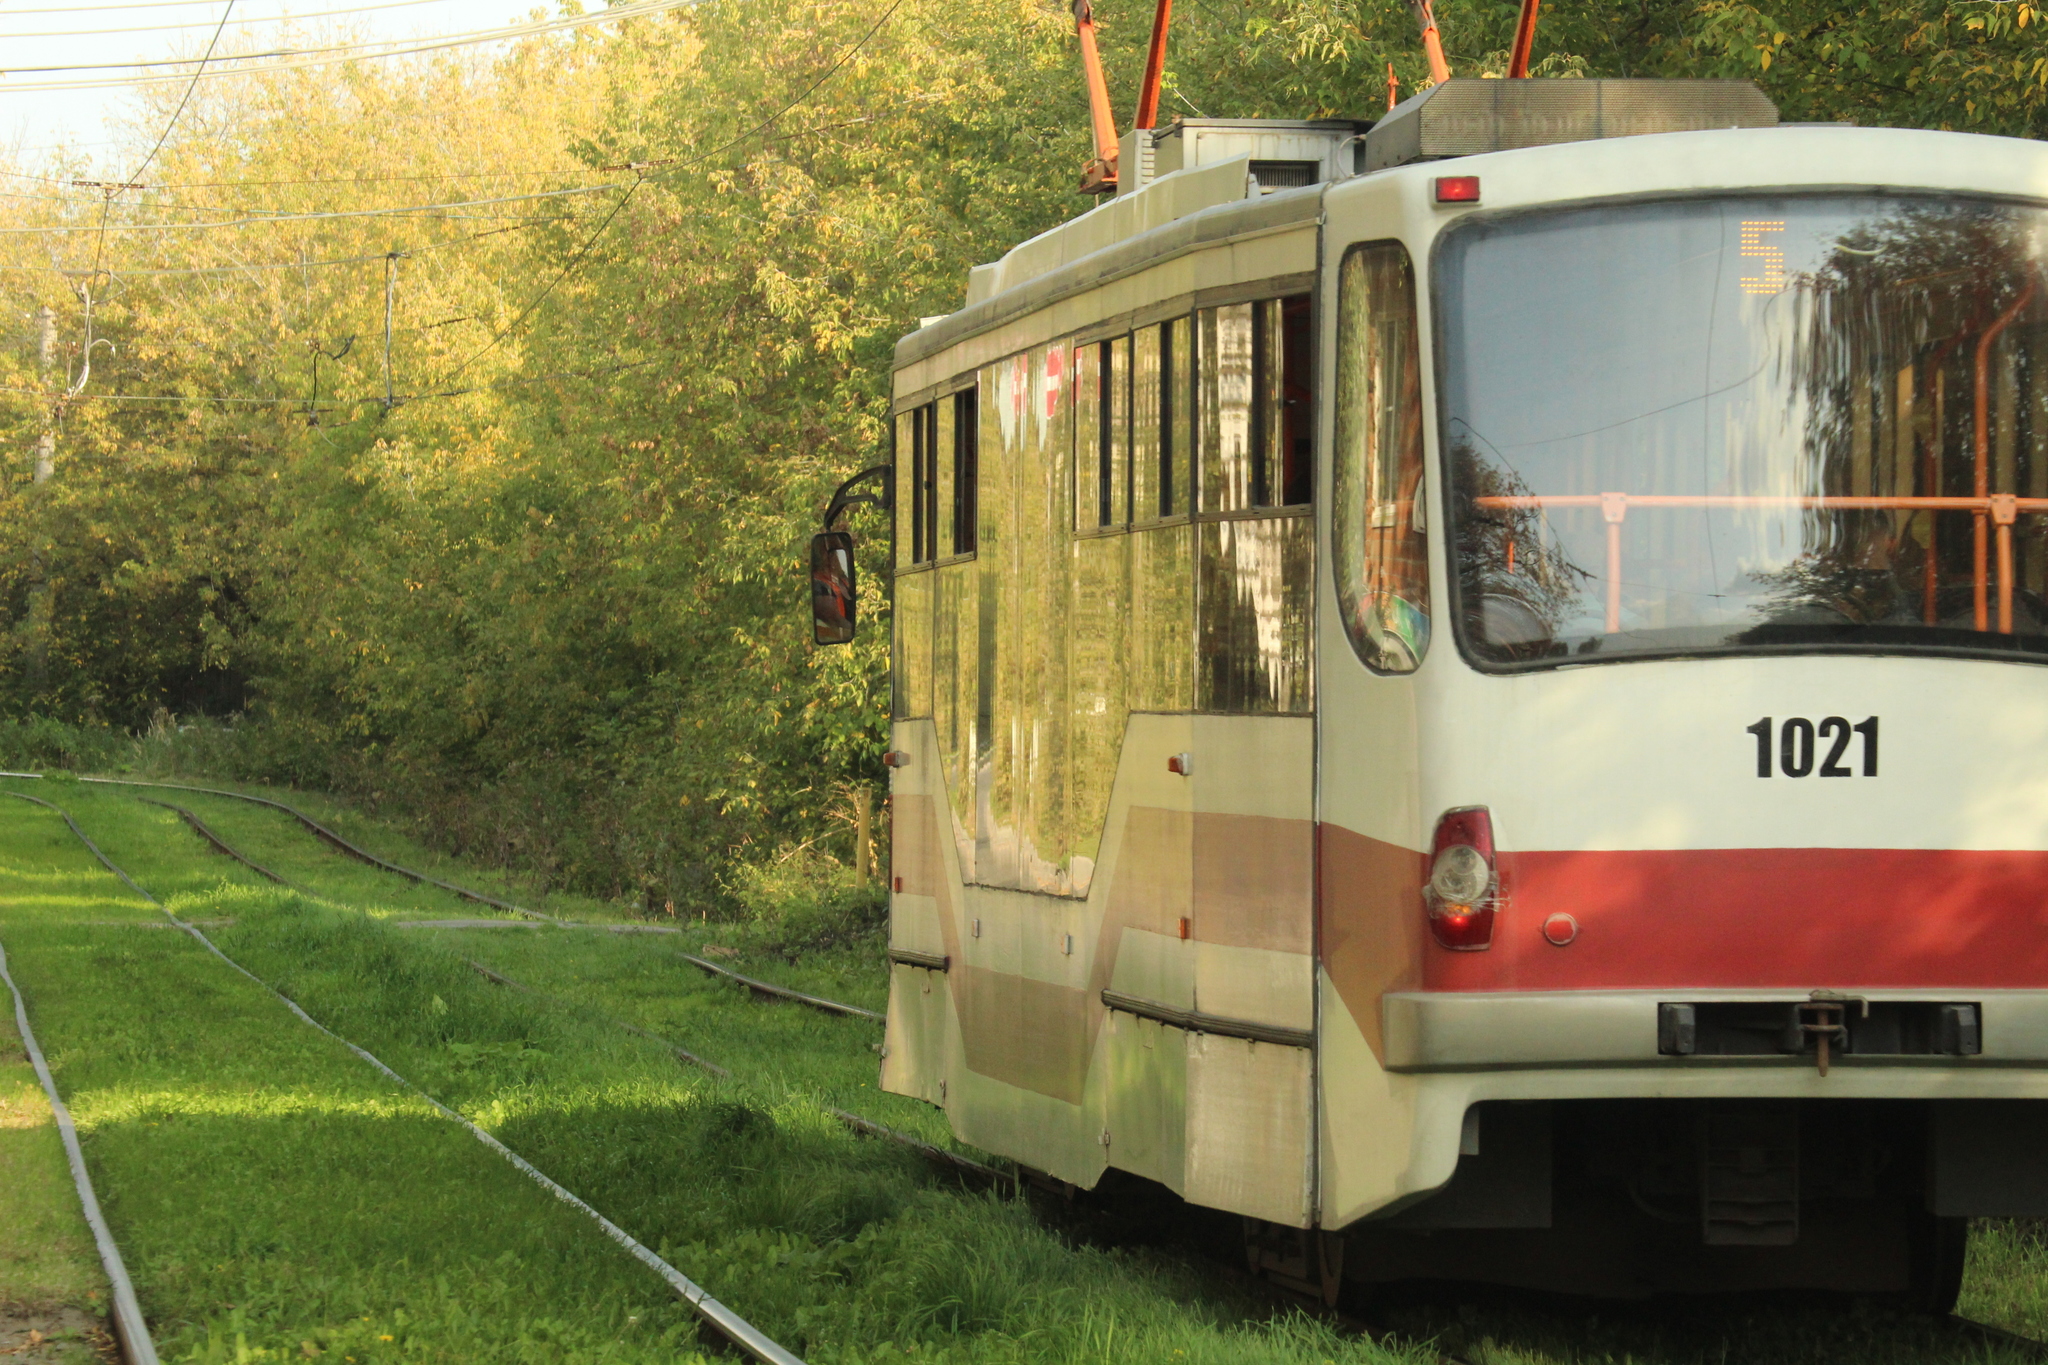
[{"xmin": 1745, "ymin": 716, "xmax": 1878, "ymax": 779}]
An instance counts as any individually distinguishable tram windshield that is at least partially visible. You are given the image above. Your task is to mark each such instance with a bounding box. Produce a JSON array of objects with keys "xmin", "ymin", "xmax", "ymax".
[{"xmin": 1439, "ymin": 194, "xmax": 2048, "ymax": 667}]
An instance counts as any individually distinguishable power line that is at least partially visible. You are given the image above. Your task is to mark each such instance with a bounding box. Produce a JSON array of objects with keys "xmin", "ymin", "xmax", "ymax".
[
  {"xmin": 0, "ymin": 0, "xmax": 483, "ymax": 40},
  {"xmin": 0, "ymin": 220, "xmax": 551, "ymax": 276},
  {"xmin": 0, "ymin": 180, "xmax": 624, "ymax": 233},
  {"xmin": 0, "ymin": 186, "xmax": 580, "ymax": 223},
  {"xmin": 0, "ymin": 166, "xmax": 591, "ymax": 191},
  {"xmin": 0, "ymin": 0, "xmax": 386, "ymax": 14},
  {"xmin": 0, "ymin": 0, "xmax": 698, "ymax": 92},
  {"xmin": 85, "ymin": 0, "xmax": 235, "ymax": 301},
  {"xmin": 430, "ymin": 0, "xmax": 904, "ymax": 390}
]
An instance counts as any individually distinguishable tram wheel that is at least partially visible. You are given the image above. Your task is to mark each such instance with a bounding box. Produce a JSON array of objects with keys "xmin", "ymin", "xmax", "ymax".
[{"xmin": 1904, "ymin": 1213, "xmax": 1968, "ymax": 1316}]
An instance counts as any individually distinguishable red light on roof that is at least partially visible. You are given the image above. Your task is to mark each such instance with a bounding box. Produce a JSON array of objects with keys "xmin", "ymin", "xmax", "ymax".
[{"xmin": 1434, "ymin": 175, "xmax": 1481, "ymax": 205}]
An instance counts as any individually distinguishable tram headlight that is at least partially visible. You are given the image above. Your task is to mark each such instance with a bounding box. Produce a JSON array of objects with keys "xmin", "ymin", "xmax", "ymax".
[{"xmin": 1425, "ymin": 806, "xmax": 1497, "ymax": 951}]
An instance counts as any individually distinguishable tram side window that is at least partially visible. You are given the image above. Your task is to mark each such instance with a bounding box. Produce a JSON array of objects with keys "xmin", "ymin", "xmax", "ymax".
[
  {"xmin": 900, "ymin": 401, "xmax": 941, "ymax": 565},
  {"xmin": 1195, "ymin": 295, "xmax": 1314, "ymax": 515},
  {"xmin": 1334, "ymin": 242, "xmax": 1429, "ymax": 673},
  {"xmin": 1074, "ymin": 338, "xmax": 1131, "ymax": 530},
  {"xmin": 1256, "ymin": 295, "xmax": 1314, "ymax": 507},
  {"xmin": 1134, "ymin": 318, "xmax": 1195, "ymax": 521},
  {"xmin": 952, "ymin": 386, "xmax": 978, "ymax": 554}
]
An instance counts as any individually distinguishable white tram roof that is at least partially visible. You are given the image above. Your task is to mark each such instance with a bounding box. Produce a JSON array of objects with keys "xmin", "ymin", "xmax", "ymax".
[{"xmin": 896, "ymin": 77, "xmax": 2048, "ymax": 376}]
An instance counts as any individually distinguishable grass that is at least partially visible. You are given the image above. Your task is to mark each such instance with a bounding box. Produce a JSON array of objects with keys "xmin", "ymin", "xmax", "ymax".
[
  {"xmin": 6, "ymin": 774, "xmax": 2048, "ymax": 1364},
  {"xmin": 0, "ymin": 781, "xmax": 1433, "ymax": 1365},
  {"xmin": 1, "ymin": 884, "xmax": 113, "ymax": 1365}
]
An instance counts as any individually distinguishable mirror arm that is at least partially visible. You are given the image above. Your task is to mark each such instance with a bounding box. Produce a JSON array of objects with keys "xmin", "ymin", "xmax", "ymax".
[{"xmin": 824, "ymin": 463, "xmax": 893, "ymax": 530}]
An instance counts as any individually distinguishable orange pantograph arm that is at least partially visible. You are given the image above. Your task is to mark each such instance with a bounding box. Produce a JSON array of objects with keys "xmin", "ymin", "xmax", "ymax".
[
  {"xmin": 1408, "ymin": 0, "xmax": 1451, "ymax": 85},
  {"xmin": 1074, "ymin": 0, "xmax": 1120, "ymax": 188},
  {"xmin": 1506, "ymin": 0, "xmax": 1541, "ymax": 78},
  {"xmin": 1131, "ymin": 0, "xmax": 1174, "ymax": 132}
]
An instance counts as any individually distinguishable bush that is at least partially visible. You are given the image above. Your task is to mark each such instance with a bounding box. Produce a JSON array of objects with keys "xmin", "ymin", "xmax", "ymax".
[{"xmin": 724, "ymin": 849, "xmax": 887, "ymax": 955}]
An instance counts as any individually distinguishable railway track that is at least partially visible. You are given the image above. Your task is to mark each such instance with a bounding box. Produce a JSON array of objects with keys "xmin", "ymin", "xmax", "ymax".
[
  {"xmin": 0, "ymin": 787, "xmax": 809, "ymax": 1365},
  {"xmin": 113, "ymin": 783, "xmax": 1005, "ymax": 1191},
  {"xmin": 14, "ymin": 773, "xmax": 2048, "ymax": 1364}
]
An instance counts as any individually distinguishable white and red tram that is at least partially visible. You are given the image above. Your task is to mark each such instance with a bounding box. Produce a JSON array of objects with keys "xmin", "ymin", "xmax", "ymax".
[{"xmin": 853, "ymin": 78, "xmax": 2048, "ymax": 1305}]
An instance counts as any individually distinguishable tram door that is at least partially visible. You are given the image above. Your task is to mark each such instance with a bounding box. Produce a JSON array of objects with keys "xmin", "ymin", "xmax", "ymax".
[{"xmin": 1311, "ymin": 228, "xmax": 1444, "ymax": 1228}]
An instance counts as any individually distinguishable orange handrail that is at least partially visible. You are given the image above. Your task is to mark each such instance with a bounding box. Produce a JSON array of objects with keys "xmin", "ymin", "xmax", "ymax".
[
  {"xmin": 1975, "ymin": 280, "xmax": 2038, "ymax": 631},
  {"xmin": 1473, "ymin": 491, "xmax": 2048, "ymax": 636}
]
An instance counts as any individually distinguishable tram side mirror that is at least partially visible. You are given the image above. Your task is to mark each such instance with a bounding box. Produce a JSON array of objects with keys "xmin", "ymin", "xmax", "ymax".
[{"xmin": 810, "ymin": 531, "xmax": 857, "ymax": 646}]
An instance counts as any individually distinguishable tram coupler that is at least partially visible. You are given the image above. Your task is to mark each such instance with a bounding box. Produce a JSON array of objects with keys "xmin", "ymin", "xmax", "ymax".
[{"xmin": 1797, "ymin": 993, "xmax": 1868, "ymax": 1076}]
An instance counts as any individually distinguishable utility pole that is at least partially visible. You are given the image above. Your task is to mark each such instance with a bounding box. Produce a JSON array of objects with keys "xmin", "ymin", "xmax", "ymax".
[
  {"xmin": 383, "ymin": 252, "xmax": 400, "ymax": 410},
  {"xmin": 26, "ymin": 303, "xmax": 56, "ymax": 688},
  {"xmin": 33, "ymin": 304, "xmax": 53, "ymax": 483}
]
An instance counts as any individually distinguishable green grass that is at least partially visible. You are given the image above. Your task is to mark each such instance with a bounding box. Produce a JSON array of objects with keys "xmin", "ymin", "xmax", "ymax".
[
  {"xmin": 9, "ymin": 774, "xmax": 2048, "ymax": 1364},
  {"xmin": 0, "ymin": 948, "xmax": 107, "ymax": 1315},
  {"xmin": 0, "ymin": 782, "xmax": 1432, "ymax": 1365}
]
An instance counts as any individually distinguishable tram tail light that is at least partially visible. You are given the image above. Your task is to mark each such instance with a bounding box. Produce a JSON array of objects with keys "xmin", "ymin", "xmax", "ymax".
[{"xmin": 1426, "ymin": 806, "xmax": 1497, "ymax": 951}]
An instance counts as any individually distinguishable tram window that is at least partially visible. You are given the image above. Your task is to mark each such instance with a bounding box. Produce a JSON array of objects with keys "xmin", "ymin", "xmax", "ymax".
[
  {"xmin": 1165, "ymin": 315, "xmax": 1194, "ymax": 517},
  {"xmin": 1204, "ymin": 295, "xmax": 1314, "ymax": 513},
  {"xmin": 952, "ymin": 386, "xmax": 978, "ymax": 554},
  {"xmin": 1439, "ymin": 195, "xmax": 2048, "ymax": 667},
  {"xmin": 1199, "ymin": 304, "xmax": 1255, "ymax": 513},
  {"xmin": 1333, "ymin": 242, "xmax": 1429, "ymax": 674},
  {"xmin": 1133, "ymin": 326, "xmax": 1163, "ymax": 519},
  {"xmin": 1074, "ymin": 340, "xmax": 1128, "ymax": 531},
  {"xmin": 1254, "ymin": 295, "xmax": 1314, "ymax": 507},
  {"xmin": 935, "ymin": 395, "xmax": 955, "ymax": 558},
  {"xmin": 901, "ymin": 401, "xmax": 940, "ymax": 566}
]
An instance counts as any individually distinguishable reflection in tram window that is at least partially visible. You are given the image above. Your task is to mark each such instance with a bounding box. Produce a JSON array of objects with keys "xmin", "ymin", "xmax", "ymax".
[
  {"xmin": 899, "ymin": 401, "xmax": 940, "ymax": 566},
  {"xmin": 1441, "ymin": 195, "xmax": 2048, "ymax": 667},
  {"xmin": 1165, "ymin": 316, "xmax": 1193, "ymax": 518},
  {"xmin": 1335, "ymin": 242, "xmax": 1429, "ymax": 674},
  {"xmin": 1255, "ymin": 295, "xmax": 1314, "ymax": 507},
  {"xmin": 1199, "ymin": 304, "xmax": 1256, "ymax": 513},
  {"xmin": 952, "ymin": 386, "xmax": 978, "ymax": 554},
  {"xmin": 1074, "ymin": 339, "xmax": 1128, "ymax": 530}
]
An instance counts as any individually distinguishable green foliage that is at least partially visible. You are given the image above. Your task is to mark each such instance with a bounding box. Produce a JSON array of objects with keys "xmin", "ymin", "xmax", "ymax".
[
  {"xmin": 0, "ymin": 0, "xmax": 2044, "ymax": 899},
  {"xmin": 725, "ymin": 850, "xmax": 889, "ymax": 955}
]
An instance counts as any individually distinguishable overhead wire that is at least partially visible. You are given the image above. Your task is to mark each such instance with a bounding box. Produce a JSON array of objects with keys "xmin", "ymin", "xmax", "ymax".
[
  {"xmin": 0, "ymin": 219, "xmax": 553, "ymax": 276},
  {"xmin": 87, "ymin": 0, "xmax": 236, "ymax": 284},
  {"xmin": 0, "ymin": 0, "xmax": 486, "ymax": 40},
  {"xmin": 0, "ymin": 180, "xmax": 625, "ymax": 233},
  {"xmin": 0, "ymin": 0, "xmax": 372, "ymax": 13},
  {"xmin": 0, "ymin": 0, "xmax": 697, "ymax": 92},
  {"xmin": 0, "ymin": 165, "xmax": 593, "ymax": 190},
  {"xmin": 429, "ymin": 0, "xmax": 905, "ymax": 391}
]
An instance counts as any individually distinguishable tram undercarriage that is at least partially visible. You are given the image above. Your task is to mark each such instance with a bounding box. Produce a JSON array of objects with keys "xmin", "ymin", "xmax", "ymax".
[{"xmin": 1307, "ymin": 1098, "xmax": 2048, "ymax": 1308}]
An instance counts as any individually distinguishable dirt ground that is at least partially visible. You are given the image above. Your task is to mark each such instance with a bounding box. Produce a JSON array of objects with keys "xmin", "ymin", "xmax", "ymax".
[{"xmin": 0, "ymin": 1305, "xmax": 115, "ymax": 1363}]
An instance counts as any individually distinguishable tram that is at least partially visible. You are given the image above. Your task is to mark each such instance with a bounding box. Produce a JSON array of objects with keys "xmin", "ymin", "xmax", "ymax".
[{"xmin": 819, "ymin": 37, "xmax": 2048, "ymax": 1308}]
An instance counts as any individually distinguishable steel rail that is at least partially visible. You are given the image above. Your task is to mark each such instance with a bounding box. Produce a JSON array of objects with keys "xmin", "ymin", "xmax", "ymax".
[
  {"xmin": 72, "ymin": 775, "xmax": 565, "ymax": 923},
  {"xmin": 463, "ymin": 956, "xmax": 1012, "ymax": 1191},
  {"xmin": 680, "ymin": 951, "xmax": 885, "ymax": 1022},
  {"xmin": 1950, "ymin": 1314, "xmax": 2048, "ymax": 1358},
  {"xmin": 10, "ymin": 790, "xmax": 806, "ymax": 1365},
  {"xmin": 133, "ymin": 798, "xmax": 294, "ymax": 886},
  {"xmin": 0, "ymin": 877, "xmax": 159, "ymax": 1365},
  {"xmin": 463, "ymin": 958, "xmax": 732, "ymax": 1078}
]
